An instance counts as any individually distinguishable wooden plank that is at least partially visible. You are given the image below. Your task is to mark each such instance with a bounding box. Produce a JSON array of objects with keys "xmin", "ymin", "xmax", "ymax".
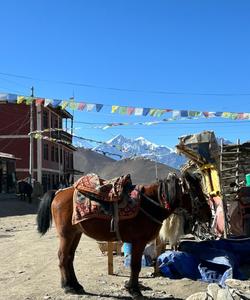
[
  {"xmin": 221, "ymin": 166, "xmax": 239, "ymax": 172},
  {"xmin": 221, "ymin": 160, "xmax": 239, "ymax": 163},
  {"xmin": 222, "ymin": 151, "xmax": 241, "ymax": 155},
  {"xmin": 108, "ymin": 242, "xmax": 113, "ymax": 275},
  {"xmin": 221, "ymin": 176, "xmax": 238, "ymax": 180}
]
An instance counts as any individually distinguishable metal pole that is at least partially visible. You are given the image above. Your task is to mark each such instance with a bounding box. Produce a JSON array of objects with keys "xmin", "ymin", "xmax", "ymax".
[
  {"xmin": 29, "ymin": 86, "xmax": 34, "ymax": 185},
  {"xmin": 155, "ymin": 153, "xmax": 158, "ymax": 181}
]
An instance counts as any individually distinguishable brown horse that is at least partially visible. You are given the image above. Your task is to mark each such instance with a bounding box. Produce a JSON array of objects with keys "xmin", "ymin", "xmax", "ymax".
[
  {"xmin": 37, "ymin": 173, "xmax": 211, "ymax": 299},
  {"xmin": 17, "ymin": 179, "xmax": 33, "ymax": 203}
]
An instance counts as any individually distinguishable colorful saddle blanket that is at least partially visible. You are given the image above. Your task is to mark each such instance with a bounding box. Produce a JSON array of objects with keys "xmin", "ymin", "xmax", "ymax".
[
  {"xmin": 73, "ymin": 173, "xmax": 132, "ymax": 202},
  {"xmin": 72, "ymin": 185, "xmax": 141, "ymax": 225}
]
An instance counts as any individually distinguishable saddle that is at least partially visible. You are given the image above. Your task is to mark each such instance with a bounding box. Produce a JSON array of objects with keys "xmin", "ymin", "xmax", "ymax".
[
  {"xmin": 72, "ymin": 174, "xmax": 142, "ymax": 240},
  {"xmin": 73, "ymin": 173, "xmax": 132, "ymax": 202}
]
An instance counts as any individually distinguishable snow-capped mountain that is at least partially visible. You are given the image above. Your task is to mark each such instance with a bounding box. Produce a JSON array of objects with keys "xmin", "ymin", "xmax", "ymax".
[
  {"xmin": 73, "ymin": 137, "xmax": 93, "ymax": 149},
  {"xmin": 92, "ymin": 134, "xmax": 186, "ymax": 169},
  {"xmin": 217, "ymin": 137, "xmax": 233, "ymax": 145}
]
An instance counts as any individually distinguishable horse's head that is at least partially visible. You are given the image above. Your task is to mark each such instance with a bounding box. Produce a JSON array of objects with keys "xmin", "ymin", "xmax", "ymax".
[
  {"xmin": 159, "ymin": 172, "xmax": 183, "ymax": 211},
  {"xmin": 181, "ymin": 171, "xmax": 212, "ymax": 224}
]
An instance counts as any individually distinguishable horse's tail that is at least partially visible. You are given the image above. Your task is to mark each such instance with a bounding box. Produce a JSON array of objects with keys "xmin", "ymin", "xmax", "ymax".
[{"xmin": 37, "ymin": 190, "xmax": 56, "ymax": 235}]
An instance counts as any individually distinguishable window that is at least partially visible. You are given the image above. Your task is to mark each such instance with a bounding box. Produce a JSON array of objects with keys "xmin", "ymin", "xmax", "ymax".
[
  {"xmin": 43, "ymin": 143, "xmax": 49, "ymax": 160},
  {"xmin": 51, "ymin": 146, "xmax": 55, "ymax": 162},
  {"xmin": 42, "ymin": 174, "xmax": 48, "ymax": 192},
  {"xmin": 47, "ymin": 174, "xmax": 51, "ymax": 189},
  {"xmin": 70, "ymin": 153, "xmax": 73, "ymax": 169},
  {"xmin": 60, "ymin": 149, "xmax": 63, "ymax": 164},
  {"xmin": 58, "ymin": 118, "xmax": 62, "ymax": 129},
  {"xmin": 55, "ymin": 147, "xmax": 59, "ymax": 162},
  {"xmin": 42, "ymin": 173, "xmax": 52, "ymax": 191},
  {"xmin": 54, "ymin": 118, "xmax": 58, "ymax": 129},
  {"xmin": 43, "ymin": 110, "xmax": 48, "ymax": 129},
  {"xmin": 50, "ymin": 115, "xmax": 53, "ymax": 128},
  {"xmin": 66, "ymin": 152, "xmax": 69, "ymax": 168},
  {"xmin": 52, "ymin": 174, "xmax": 55, "ymax": 188},
  {"xmin": 56, "ymin": 175, "xmax": 59, "ymax": 187}
]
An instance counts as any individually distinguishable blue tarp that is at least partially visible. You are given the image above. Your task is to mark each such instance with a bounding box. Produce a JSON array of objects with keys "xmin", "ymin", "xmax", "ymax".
[
  {"xmin": 158, "ymin": 238, "xmax": 250, "ymax": 287},
  {"xmin": 123, "ymin": 243, "xmax": 153, "ymax": 267},
  {"xmin": 157, "ymin": 251, "xmax": 201, "ymax": 280}
]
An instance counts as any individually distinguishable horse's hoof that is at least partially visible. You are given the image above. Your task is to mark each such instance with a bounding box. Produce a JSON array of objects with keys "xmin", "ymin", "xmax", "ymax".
[
  {"xmin": 64, "ymin": 285, "xmax": 85, "ymax": 295},
  {"xmin": 131, "ymin": 293, "xmax": 145, "ymax": 300},
  {"xmin": 124, "ymin": 284, "xmax": 144, "ymax": 300},
  {"xmin": 132, "ymin": 295, "xmax": 145, "ymax": 300}
]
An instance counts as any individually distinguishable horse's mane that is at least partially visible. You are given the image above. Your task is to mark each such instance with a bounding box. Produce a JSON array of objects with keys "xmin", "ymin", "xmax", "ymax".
[{"xmin": 166, "ymin": 173, "xmax": 180, "ymax": 208}]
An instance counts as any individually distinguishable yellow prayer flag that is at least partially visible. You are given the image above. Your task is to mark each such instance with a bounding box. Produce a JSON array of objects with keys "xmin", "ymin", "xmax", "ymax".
[
  {"xmin": 60, "ymin": 101, "xmax": 68, "ymax": 110},
  {"xmin": 111, "ymin": 105, "xmax": 119, "ymax": 113},
  {"xmin": 17, "ymin": 96, "xmax": 25, "ymax": 104}
]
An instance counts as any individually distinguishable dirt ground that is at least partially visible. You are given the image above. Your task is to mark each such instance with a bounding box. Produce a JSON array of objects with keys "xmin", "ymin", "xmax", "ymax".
[{"xmin": 0, "ymin": 195, "xmax": 234, "ymax": 300}]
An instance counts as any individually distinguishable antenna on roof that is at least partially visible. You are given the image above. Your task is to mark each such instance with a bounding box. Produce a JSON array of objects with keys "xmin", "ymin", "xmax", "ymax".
[
  {"xmin": 154, "ymin": 151, "xmax": 158, "ymax": 181},
  {"xmin": 29, "ymin": 86, "xmax": 34, "ymax": 185}
]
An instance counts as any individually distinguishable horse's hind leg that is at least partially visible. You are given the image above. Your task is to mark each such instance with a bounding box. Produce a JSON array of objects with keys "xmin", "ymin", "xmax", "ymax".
[
  {"xmin": 58, "ymin": 231, "xmax": 85, "ymax": 294},
  {"xmin": 68, "ymin": 232, "xmax": 84, "ymax": 292},
  {"xmin": 125, "ymin": 240, "xmax": 147, "ymax": 299}
]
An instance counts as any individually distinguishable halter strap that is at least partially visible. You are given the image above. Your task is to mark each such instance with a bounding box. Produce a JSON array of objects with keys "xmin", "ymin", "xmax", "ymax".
[
  {"xmin": 158, "ymin": 180, "xmax": 171, "ymax": 210},
  {"xmin": 135, "ymin": 182, "xmax": 171, "ymax": 211},
  {"xmin": 133, "ymin": 182, "xmax": 172, "ymax": 225}
]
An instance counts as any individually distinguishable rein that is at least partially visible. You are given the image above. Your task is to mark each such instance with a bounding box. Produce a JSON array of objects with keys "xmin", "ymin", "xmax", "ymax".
[
  {"xmin": 139, "ymin": 207, "xmax": 163, "ymax": 225},
  {"xmin": 136, "ymin": 181, "xmax": 171, "ymax": 225}
]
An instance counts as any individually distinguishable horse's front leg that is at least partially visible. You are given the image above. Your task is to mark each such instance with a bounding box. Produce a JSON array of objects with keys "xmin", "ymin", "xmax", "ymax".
[{"xmin": 125, "ymin": 240, "xmax": 147, "ymax": 299}]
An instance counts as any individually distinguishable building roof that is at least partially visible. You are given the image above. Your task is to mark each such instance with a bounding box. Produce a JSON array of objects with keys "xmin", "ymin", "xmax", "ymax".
[
  {"xmin": 48, "ymin": 106, "xmax": 73, "ymax": 119},
  {"xmin": 0, "ymin": 152, "xmax": 20, "ymax": 160}
]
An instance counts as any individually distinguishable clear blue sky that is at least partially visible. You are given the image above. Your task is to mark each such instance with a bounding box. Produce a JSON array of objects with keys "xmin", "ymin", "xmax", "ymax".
[{"xmin": 0, "ymin": 0, "xmax": 250, "ymax": 148}]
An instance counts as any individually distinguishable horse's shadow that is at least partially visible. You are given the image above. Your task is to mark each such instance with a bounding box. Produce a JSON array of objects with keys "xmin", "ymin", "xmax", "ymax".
[
  {"xmin": 80, "ymin": 283, "xmax": 182, "ymax": 300},
  {"xmin": 82, "ymin": 291, "xmax": 183, "ymax": 299}
]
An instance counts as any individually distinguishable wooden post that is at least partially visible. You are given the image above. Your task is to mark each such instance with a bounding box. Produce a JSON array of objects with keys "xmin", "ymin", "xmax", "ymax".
[
  {"xmin": 116, "ymin": 242, "xmax": 122, "ymax": 256},
  {"xmin": 235, "ymin": 139, "xmax": 240, "ymax": 189},
  {"xmin": 154, "ymin": 237, "xmax": 162, "ymax": 275},
  {"xmin": 107, "ymin": 242, "xmax": 113, "ymax": 275}
]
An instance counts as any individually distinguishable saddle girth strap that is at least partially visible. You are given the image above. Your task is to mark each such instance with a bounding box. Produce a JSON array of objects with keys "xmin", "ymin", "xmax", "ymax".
[{"xmin": 110, "ymin": 201, "xmax": 121, "ymax": 241}]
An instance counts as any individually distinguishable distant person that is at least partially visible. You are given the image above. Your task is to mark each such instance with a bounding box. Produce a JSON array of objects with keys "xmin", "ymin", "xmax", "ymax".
[
  {"xmin": 59, "ymin": 180, "xmax": 66, "ymax": 189},
  {"xmin": 209, "ymin": 191, "xmax": 224, "ymax": 237}
]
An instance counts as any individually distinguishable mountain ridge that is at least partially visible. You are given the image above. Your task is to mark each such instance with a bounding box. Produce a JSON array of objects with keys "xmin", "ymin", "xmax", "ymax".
[
  {"xmin": 74, "ymin": 147, "xmax": 179, "ymax": 184},
  {"xmin": 93, "ymin": 134, "xmax": 186, "ymax": 169}
]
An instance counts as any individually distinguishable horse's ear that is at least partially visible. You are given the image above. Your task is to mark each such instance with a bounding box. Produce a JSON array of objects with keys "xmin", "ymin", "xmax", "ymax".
[{"xmin": 182, "ymin": 176, "xmax": 189, "ymax": 191}]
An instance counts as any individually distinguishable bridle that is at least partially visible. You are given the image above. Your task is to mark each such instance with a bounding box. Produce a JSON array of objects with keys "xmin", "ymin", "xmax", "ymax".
[
  {"xmin": 180, "ymin": 175, "xmax": 212, "ymax": 232},
  {"xmin": 137, "ymin": 177, "xmax": 177, "ymax": 225},
  {"xmin": 157, "ymin": 179, "xmax": 172, "ymax": 210}
]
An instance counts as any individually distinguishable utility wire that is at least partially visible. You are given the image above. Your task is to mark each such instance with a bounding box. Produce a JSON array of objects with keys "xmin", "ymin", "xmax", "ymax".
[
  {"xmin": 1, "ymin": 71, "xmax": 250, "ymax": 96},
  {"xmin": 74, "ymin": 120, "xmax": 250, "ymax": 125},
  {"xmin": 0, "ymin": 116, "xmax": 30, "ymax": 151},
  {"xmin": 0, "ymin": 111, "xmax": 30, "ymax": 132},
  {"xmin": 0, "ymin": 76, "xmax": 30, "ymax": 90}
]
